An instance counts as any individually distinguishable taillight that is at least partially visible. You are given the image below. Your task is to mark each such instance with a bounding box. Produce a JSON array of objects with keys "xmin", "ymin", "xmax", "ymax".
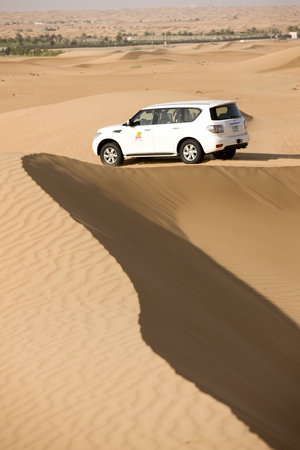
[{"xmin": 206, "ymin": 125, "xmax": 224, "ymax": 133}]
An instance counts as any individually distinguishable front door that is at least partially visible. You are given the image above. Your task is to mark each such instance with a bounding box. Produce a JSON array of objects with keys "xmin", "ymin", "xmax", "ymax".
[
  {"xmin": 122, "ymin": 109, "xmax": 155, "ymax": 156},
  {"xmin": 153, "ymin": 108, "xmax": 182, "ymax": 154}
]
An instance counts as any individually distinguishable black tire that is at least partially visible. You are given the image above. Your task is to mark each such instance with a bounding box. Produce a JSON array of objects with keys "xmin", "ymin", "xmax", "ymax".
[
  {"xmin": 100, "ymin": 142, "xmax": 124, "ymax": 166},
  {"xmin": 179, "ymin": 139, "xmax": 204, "ymax": 164},
  {"xmin": 213, "ymin": 149, "xmax": 236, "ymax": 160}
]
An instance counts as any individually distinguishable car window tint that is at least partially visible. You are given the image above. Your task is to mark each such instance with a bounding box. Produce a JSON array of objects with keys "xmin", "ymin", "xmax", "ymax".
[
  {"xmin": 183, "ymin": 108, "xmax": 201, "ymax": 122},
  {"xmin": 210, "ymin": 104, "xmax": 241, "ymax": 121},
  {"xmin": 132, "ymin": 109, "xmax": 155, "ymax": 126},
  {"xmin": 157, "ymin": 108, "xmax": 181, "ymax": 124}
]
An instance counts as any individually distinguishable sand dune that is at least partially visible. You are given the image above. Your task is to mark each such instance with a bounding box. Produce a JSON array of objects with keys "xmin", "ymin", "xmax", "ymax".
[
  {"xmin": 120, "ymin": 50, "xmax": 152, "ymax": 60},
  {"xmin": 1, "ymin": 152, "xmax": 274, "ymax": 450},
  {"xmin": 236, "ymin": 45, "xmax": 300, "ymax": 73},
  {"xmin": 20, "ymin": 154, "xmax": 300, "ymax": 450},
  {"xmin": 151, "ymin": 48, "xmax": 169, "ymax": 55},
  {"xmin": 1, "ymin": 33, "xmax": 300, "ymax": 450}
]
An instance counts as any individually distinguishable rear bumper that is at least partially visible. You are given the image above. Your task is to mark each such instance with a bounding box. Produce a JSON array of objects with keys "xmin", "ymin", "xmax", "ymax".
[{"xmin": 204, "ymin": 132, "xmax": 249, "ymax": 154}]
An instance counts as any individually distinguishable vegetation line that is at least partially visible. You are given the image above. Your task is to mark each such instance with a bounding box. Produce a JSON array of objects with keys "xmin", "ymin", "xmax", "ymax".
[{"xmin": 0, "ymin": 25, "xmax": 297, "ymax": 56}]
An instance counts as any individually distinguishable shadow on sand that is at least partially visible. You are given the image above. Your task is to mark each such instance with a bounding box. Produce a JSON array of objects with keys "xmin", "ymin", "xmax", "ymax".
[
  {"xmin": 23, "ymin": 153, "xmax": 300, "ymax": 450},
  {"xmin": 120, "ymin": 152, "xmax": 300, "ymax": 167}
]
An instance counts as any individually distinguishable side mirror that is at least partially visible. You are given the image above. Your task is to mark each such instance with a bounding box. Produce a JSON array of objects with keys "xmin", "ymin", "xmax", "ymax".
[{"xmin": 127, "ymin": 119, "xmax": 131, "ymax": 127}]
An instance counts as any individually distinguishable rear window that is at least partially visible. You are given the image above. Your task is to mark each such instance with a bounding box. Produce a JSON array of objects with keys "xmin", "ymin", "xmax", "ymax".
[{"xmin": 210, "ymin": 104, "xmax": 241, "ymax": 121}]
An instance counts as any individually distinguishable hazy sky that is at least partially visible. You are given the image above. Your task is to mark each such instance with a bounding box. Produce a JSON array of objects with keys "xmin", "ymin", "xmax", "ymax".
[{"xmin": 1, "ymin": 0, "xmax": 300, "ymax": 12}]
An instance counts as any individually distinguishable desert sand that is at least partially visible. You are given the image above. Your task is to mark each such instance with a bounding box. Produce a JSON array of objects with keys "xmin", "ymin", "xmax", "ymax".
[
  {"xmin": 1, "ymin": 21, "xmax": 300, "ymax": 450},
  {"xmin": 1, "ymin": 5, "xmax": 300, "ymax": 39}
]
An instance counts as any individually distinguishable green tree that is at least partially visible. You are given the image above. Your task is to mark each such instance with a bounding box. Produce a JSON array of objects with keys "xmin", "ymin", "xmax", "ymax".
[
  {"xmin": 15, "ymin": 33, "xmax": 23, "ymax": 45},
  {"xmin": 43, "ymin": 33, "xmax": 50, "ymax": 43},
  {"xmin": 287, "ymin": 25, "xmax": 299, "ymax": 32},
  {"xmin": 116, "ymin": 32, "xmax": 123, "ymax": 43},
  {"xmin": 246, "ymin": 27, "xmax": 259, "ymax": 35}
]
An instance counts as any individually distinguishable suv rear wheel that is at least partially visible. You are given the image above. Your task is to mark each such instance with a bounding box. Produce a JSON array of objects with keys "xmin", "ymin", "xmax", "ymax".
[
  {"xmin": 179, "ymin": 139, "xmax": 204, "ymax": 164},
  {"xmin": 100, "ymin": 142, "xmax": 124, "ymax": 166}
]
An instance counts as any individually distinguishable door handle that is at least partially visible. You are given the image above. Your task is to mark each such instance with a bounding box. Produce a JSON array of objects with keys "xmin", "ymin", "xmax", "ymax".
[
  {"xmin": 145, "ymin": 129, "xmax": 151, "ymax": 131},
  {"xmin": 172, "ymin": 127, "xmax": 180, "ymax": 129}
]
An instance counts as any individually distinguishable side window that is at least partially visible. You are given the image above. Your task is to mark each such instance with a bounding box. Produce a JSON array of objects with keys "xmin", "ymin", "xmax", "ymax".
[
  {"xmin": 183, "ymin": 108, "xmax": 201, "ymax": 122},
  {"xmin": 157, "ymin": 108, "xmax": 181, "ymax": 125},
  {"xmin": 131, "ymin": 109, "xmax": 155, "ymax": 126}
]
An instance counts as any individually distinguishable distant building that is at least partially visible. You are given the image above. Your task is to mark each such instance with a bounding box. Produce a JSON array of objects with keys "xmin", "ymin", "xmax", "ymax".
[{"xmin": 290, "ymin": 32, "xmax": 298, "ymax": 39}]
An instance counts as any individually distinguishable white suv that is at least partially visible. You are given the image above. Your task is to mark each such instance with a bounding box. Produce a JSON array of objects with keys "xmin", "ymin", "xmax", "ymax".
[{"xmin": 92, "ymin": 101, "xmax": 249, "ymax": 166}]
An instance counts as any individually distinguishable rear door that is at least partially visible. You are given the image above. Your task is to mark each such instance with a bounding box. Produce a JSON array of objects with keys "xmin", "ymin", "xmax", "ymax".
[
  {"xmin": 210, "ymin": 103, "xmax": 245, "ymax": 137},
  {"xmin": 152, "ymin": 108, "xmax": 182, "ymax": 154}
]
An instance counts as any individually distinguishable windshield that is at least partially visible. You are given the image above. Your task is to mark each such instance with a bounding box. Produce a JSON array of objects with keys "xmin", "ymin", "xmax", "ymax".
[{"xmin": 210, "ymin": 104, "xmax": 241, "ymax": 121}]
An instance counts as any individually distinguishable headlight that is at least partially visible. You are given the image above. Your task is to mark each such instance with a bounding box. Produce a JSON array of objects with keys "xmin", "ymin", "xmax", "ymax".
[
  {"xmin": 93, "ymin": 132, "xmax": 102, "ymax": 141},
  {"xmin": 244, "ymin": 120, "xmax": 247, "ymax": 129}
]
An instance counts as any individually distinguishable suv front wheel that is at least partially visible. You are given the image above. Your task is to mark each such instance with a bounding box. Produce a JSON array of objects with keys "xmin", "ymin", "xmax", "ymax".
[
  {"xmin": 179, "ymin": 139, "xmax": 204, "ymax": 164},
  {"xmin": 100, "ymin": 142, "xmax": 124, "ymax": 166}
]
